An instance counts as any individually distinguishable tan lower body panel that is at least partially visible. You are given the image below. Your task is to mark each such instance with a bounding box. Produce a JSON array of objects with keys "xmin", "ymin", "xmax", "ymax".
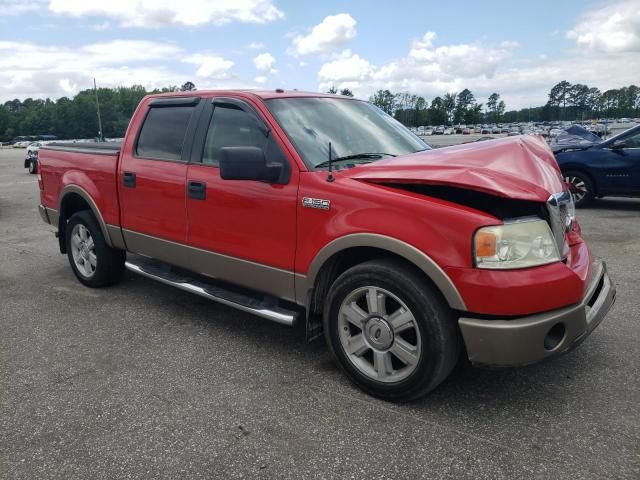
[
  {"xmin": 122, "ymin": 229, "xmax": 297, "ymax": 303},
  {"xmin": 106, "ymin": 225, "xmax": 127, "ymax": 250}
]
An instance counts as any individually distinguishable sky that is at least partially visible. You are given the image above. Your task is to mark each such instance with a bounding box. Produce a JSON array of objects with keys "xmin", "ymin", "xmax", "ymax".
[{"xmin": 0, "ymin": 0, "xmax": 639, "ymax": 110}]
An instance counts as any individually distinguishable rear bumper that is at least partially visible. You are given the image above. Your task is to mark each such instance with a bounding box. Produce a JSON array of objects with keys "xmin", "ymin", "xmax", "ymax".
[{"xmin": 458, "ymin": 259, "xmax": 615, "ymax": 367}]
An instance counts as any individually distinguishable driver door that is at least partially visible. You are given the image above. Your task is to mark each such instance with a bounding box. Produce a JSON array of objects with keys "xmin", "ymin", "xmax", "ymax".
[{"xmin": 185, "ymin": 97, "xmax": 299, "ymax": 301}]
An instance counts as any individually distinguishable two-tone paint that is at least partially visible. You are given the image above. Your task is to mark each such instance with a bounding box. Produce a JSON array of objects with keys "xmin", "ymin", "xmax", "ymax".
[{"xmin": 37, "ymin": 90, "xmax": 615, "ymax": 367}]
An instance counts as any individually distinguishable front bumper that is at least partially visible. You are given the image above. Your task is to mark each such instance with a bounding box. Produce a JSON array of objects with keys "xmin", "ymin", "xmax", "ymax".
[{"xmin": 458, "ymin": 259, "xmax": 615, "ymax": 367}]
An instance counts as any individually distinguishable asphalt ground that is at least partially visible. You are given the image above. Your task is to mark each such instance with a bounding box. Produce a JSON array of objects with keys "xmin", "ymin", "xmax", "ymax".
[{"xmin": 1, "ymin": 147, "xmax": 639, "ymax": 479}]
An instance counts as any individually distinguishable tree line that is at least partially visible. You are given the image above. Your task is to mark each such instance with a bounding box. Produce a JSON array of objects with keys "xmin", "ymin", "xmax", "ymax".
[
  {"xmin": 0, "ymin": 82, "xmax": 196, "ymax": 142},
  {"xmin": 2, "ymin": 80, "xmax": 639, "ymax": 142},
  {"xmin": 365, "ymin": 81, "xmax": 639, "ymax": 127}
]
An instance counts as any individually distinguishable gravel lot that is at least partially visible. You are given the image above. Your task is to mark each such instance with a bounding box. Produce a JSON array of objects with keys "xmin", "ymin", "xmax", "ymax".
[{"xmin": 1, "ymin": 147, "xmax": 639, "ymax": 479}]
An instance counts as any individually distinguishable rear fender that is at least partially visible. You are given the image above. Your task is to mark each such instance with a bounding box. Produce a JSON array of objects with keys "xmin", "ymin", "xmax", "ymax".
[{"xmin": 58, "ymin": 174, "xmax": 115, "ymax": 248}]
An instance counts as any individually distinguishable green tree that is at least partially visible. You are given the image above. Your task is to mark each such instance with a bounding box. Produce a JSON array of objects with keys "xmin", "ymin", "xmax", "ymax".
[
  {"xmin": 339, "ymin": 88, "xmax": 354, "ymax": 97},
  {"xmin": 369, "ymin": 90, "xmax": 395, "ymax": 115},
  {"xmin": 327, "ymin": 86, "xmax": 338, "ymax": 94},
  {"xmin": 442, "ymin": 93, "xmax": 456, "ymax": 125},
  {"xmin": 429, "ymin": 96, "xmax": 447, "ymax": 125},
  {"xmin": 487, "ymin": 93, "xmax": 500, "ymax": 122},
  {"xmin": 180, "ymin": 81, "xmax": 196, "ymax": 91}
]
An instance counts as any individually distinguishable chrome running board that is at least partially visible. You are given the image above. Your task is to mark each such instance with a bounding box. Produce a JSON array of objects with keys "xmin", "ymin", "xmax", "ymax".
[{"xmin": 125, "ymin": 255, "xmax": 298, "ymax": 326}]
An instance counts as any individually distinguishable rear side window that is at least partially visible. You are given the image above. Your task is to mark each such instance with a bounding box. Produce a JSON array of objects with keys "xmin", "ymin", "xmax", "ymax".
[
  {"xmin": 202, "ymin": 104, "xmax": 268, "ymax": 166},
  {"xmin": 136, "ymin": 106, "xmax": 195, "ymax": 161}
]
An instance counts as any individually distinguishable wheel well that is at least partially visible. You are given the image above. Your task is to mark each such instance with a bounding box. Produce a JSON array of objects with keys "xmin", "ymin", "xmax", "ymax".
[
  {"xmin": 562, "ymin": 168, "xmax": 598, "ymax": 195},
  {"xmin": 58, "ymin": 193, "xmax": 92, "ymax": 253},
  {"xmin": 308, "ymin": 247, "xmax": 446, "ymax": 317}
]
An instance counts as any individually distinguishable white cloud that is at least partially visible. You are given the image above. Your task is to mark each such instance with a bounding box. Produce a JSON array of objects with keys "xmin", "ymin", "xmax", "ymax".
[
  {"xmin": 254, "ymin": 76, "xmax": 267, "ymax": 84},
  {"xmin": 316, "ymin": 31, "xmax": 640, "ymax": 110},
  {"xmin": 318, "ymin": 49, "xmax": 373, "ymax": 82},
  {"xmin": 0, "ymin": 40, "xmax": 255, "ymax": 101},
  {"xmin": 182, "ymin": 54, "xmax": 234, "ymax": 79},
  {"xmin": 567, "ymin": 0, "xmax": 640, "ymax": 53},
  {"xmin": 253, "ymin": 52, "xmax": 276, "ymax": 73},
  {"xmin": 291, "ymin": 13, "xmax": 356, "ymax": 56},
  {"xmin": 47, "ymin": 0, "xmax": 284, "ymax": 28},
  {"xmin": 247, "ymin": 42, "xmax": 265, "ymax": 50},
  {"xmin": 0, "ymin": 0, "xmax": 44, "ymax": 15}
]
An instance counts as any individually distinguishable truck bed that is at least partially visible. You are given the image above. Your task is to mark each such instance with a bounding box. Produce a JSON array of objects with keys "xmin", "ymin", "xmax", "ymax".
[{"xmin": 38, "ymin": 142, "xmax": 122, "ymax": 228}]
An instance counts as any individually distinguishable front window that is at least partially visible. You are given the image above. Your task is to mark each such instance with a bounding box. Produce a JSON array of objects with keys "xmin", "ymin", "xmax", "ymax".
[{"xmin": 266, "ymin": 97, "xmax": 429, "ymax": 169}]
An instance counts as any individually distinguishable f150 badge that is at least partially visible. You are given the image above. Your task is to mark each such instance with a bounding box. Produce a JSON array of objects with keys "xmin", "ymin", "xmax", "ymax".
[{"xmin": 302, "ymin": 197, "xmax": 331, "ymax": 210}]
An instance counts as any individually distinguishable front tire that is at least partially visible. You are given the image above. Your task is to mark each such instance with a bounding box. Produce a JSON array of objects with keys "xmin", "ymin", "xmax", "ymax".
[
  {"xmin": 28, "ymin": 159, "xmax": 37, "ymax": 174},
  {"xmin": 564, "ymin": 170, "xmax": 595, "ymax": 207},
  {"xmin": 324, "ymin": 259, "xmax": 460, "ymax": 402},
  {"xmin": 66, "ymin": 210, "xmax": 125, "ymax": 288}
]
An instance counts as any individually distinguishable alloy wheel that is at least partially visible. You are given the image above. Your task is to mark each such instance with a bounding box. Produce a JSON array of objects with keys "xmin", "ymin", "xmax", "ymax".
[
  {"xmin": 564, "ymin": 175, "xmax": 588, "ymax": 203},
  {"xmin": 70, "ymin": 224, "xmax": 97, "ymax": 278},
  {"xmin": 338, "ymin": 286, "xmax": 422, "ymax": 383}
]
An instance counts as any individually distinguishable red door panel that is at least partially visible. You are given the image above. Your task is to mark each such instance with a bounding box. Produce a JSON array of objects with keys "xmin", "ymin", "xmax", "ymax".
[
  {"xmin": 119, "ymin": 158, "xmax": 187, "ymax": 243},
  {"xmin": 186, "ymin": 164, "xmax": 298, "ymax": 271}
]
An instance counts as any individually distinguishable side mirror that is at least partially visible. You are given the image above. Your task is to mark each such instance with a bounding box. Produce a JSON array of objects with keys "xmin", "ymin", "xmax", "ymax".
[
  {"xmin": 611, "ymin": 139, "xmax": 626, "ymax": 149},
  {"xmin": 219, "ymin": 146, "xmax": 282, "ymax": 183}
]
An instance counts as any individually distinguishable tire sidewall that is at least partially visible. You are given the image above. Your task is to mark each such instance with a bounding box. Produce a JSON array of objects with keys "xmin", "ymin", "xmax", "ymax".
[{"xmin": 324, "ymin": 261, "xmax": 456, "ymax": 401}]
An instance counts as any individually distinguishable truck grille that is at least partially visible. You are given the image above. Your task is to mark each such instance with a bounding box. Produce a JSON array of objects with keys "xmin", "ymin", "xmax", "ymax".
[{"xmin": 546, "ymin": 191, "xmax": 573, "ymax": 258}]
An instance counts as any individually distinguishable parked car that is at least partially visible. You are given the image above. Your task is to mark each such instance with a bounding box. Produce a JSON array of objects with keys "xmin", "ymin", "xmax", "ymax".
[
  {"xmin": 462, "ymin": 128, "xmax": 471, "ymax": 135},
  {"xmin": 491, "ymin": 126, "xmax": 501, "ymax": 134},
  {"xmin": 443, "ymin": 127, "xmax": 453, "ymax": 135},
  {"xmin": 424, "ymin": 128, "xmax": 434, "ymax": 136},
  {"xmin": 434, "ymin": 126, "xmax": 444, "ymax": 135},
  {"xmin": 507, "ymin": 128, "xmax": 520, "ymax": 136},
  {"xmin": 36, "ymin": 90, "xmax": 615, "ymax": 401},
  {"xmin": 554, "ymin": 124, "xmax": 640, "ymax": 207},
  {"xmin": 24, "ymin": 142, "xmax": 43, "ymax": 174},
  {"xmin": 481, "ymin": 126, "xmax": 491, "ymax": 134}
]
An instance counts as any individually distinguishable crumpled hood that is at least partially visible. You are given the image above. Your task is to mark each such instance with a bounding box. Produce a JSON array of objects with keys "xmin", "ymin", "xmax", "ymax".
[{"xmin": 349, "ymin": 135, "xmax": 564, "ymax": 202}]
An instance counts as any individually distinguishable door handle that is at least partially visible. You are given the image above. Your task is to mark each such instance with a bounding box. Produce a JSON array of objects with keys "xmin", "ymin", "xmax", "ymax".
[
  {"xmin": 188, "ymin": 180, "xmax": 206, "ymax": 200},
  {"xmin": 123, "ymin": 172, "xmax": 136, "ymax": 188}
]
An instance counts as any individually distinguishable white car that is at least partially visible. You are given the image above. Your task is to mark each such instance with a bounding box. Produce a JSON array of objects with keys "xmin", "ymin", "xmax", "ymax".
[
  {"xmin": 24, "ymin": 142, "xmax": 45, "ymax": 174},
  {"xmin": 443, "ymin": 127, "xmax": 453, "ymax": 135}
]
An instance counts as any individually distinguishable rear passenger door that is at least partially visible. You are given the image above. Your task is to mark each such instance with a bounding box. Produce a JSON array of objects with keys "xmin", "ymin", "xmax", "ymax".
[
  {"xmin": 119, "ymin": 96, "xmax": 201, "ymax": 248},
  {"xmin": 185, "ymin": 97, "xmax": 298, "ymax": 301}
]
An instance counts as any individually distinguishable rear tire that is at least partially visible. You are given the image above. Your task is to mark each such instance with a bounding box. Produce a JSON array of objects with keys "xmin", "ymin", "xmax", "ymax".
[
  {"xmin": 564, "ymin": 170, "xmax": 594, "ymax": 208},
  {"xmin": 324, "ymin": 258, "xmax": 460, "ymax": 402},
  {"xmin": 28, "ymin": 159, "xmax": 37, "ymax": 174},
  {"xmin": 66, "ymin": 210, "xmax": 125, "ymax": 288}
]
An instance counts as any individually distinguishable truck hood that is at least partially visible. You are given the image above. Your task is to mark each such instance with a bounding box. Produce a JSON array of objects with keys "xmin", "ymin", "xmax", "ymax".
[{"xmin": 349, "ymin": 135, "xmax": 564, "ymax": 202}]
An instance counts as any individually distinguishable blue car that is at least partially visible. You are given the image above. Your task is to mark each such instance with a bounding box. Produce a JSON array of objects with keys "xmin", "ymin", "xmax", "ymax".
[{"xmin": 554, "ymin": 124, "xmax": 640, "ymax": 207}]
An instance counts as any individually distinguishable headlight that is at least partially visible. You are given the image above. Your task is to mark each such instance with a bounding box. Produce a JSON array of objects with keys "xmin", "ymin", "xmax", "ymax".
[{"xmin": 474, "ymin": 218, "xmax": 560, "ymax": 269}]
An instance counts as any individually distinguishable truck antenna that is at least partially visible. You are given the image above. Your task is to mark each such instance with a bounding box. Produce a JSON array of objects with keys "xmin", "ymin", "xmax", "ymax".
[
  {"xmin": 327, "ymin": 141, "xmax": 335, "ymax": 183},
  {"xmin": 93, "ymin": 78, "xmax": 104, "ymax": 142}
]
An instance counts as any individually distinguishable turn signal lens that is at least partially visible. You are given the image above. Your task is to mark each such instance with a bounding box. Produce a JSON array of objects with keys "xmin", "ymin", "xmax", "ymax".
[{"xmin": 474, "ymin": 231, "xmax": 496, "ymax": 257}]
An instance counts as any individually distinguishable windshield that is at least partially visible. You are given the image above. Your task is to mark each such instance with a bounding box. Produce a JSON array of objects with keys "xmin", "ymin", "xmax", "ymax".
[{"xmin": 266, "ymin": 97, "xmax": 429, "ymax": 169}]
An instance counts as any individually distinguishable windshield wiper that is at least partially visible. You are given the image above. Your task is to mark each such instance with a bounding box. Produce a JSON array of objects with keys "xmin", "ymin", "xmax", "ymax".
[{"xmin": 315, "ymin": 152, "xmax": 396, "ymax": 169}]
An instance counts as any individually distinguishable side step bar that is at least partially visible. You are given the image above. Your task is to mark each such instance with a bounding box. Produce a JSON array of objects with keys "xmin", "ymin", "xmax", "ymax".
[{"xmin": 125, "ymin": 255, "xmax": 298, "ymax": 326}]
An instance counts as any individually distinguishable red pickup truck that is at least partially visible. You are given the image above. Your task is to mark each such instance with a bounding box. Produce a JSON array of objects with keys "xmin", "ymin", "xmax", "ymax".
[{"xmin": 37, "ymin": 91, "xmax": 615, "ymax": 401}]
